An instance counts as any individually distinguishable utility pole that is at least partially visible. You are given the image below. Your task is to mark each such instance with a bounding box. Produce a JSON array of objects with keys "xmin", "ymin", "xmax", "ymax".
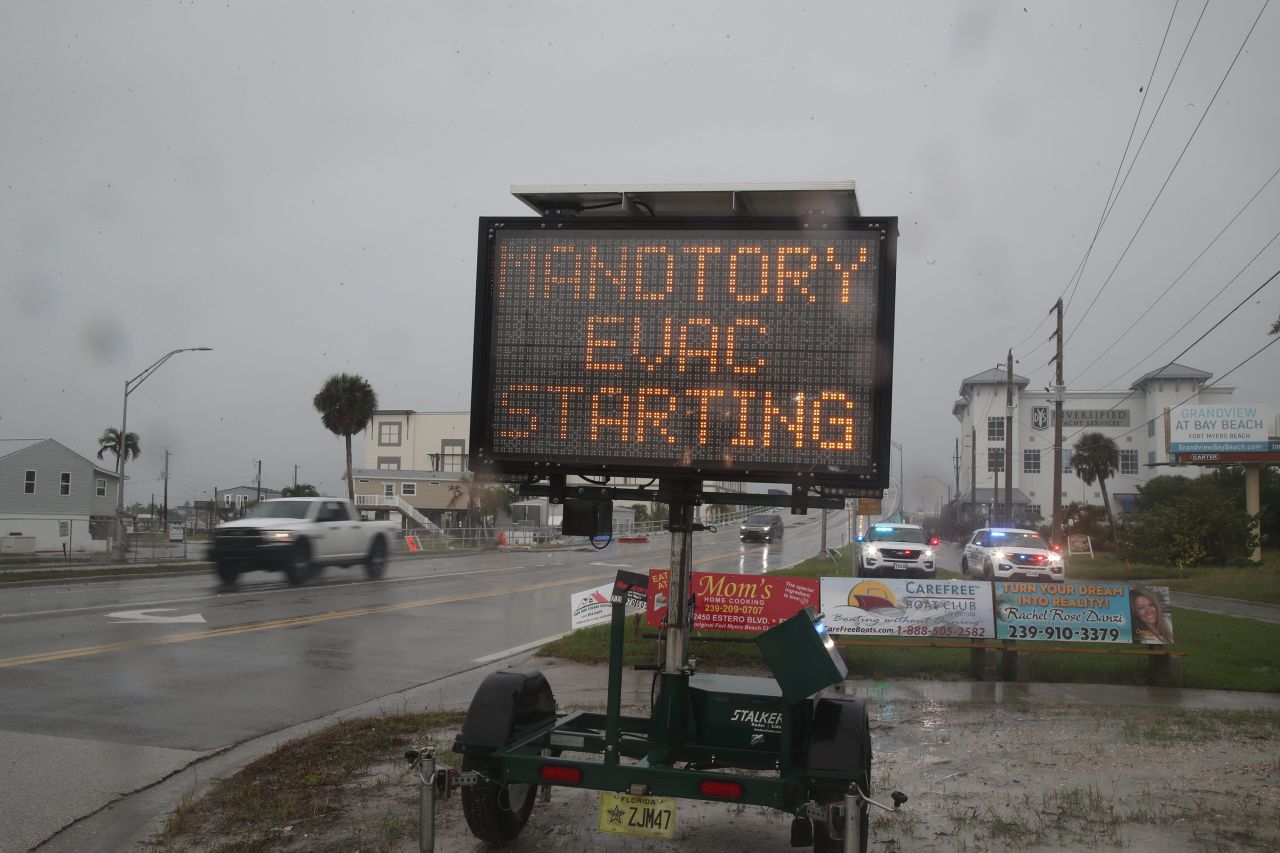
[
  {"xmin": 1050, "ymin": 298, "xmax": 1065, "ymax": 547},
  {"xmin": 953, "ymin": 438, "xmax": 961, "ymax": 511},
  {"xmin": 293, "ymin": 464, "xmax": 299, "ymax": 489},
  {"xmin": 970, "ymin": 427, "xmax": 976, "ymax": 524},
  {"xmin": 993, "ymin": 466, "xmax": 1000, "ymax": 526},
  {"xmin": 255, "ymin": 460, "xmax": 262, "ymax": 504},
  {"xmin": 1005, "ymin": 350, "xmax": 1014, "ymax": 527},
  {"xmin": 162, "ymin": 448, "xmax": 170, "ymax": 527}
]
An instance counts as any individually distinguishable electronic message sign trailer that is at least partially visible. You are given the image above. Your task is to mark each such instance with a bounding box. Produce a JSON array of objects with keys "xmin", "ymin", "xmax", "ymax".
[{"xmin": 443, "ymin": 184, "xmax": 903, "ymax": 852}]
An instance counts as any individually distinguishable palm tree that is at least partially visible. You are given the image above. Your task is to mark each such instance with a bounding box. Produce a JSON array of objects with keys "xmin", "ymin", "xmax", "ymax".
[
  {"xmin": 280, "ymin": 483, "xmax": 320, "ymax": 497},
  {"xmin": 313, "ymin": 373, "xmax": 378, "ymax": 502},
  {"xmin": 1071, "ymin": 431, "xmax": 1120, "ymax": 541},
  {"xmin": 96, "ymin": 427, "xmax": 140, "ymax": 471}
]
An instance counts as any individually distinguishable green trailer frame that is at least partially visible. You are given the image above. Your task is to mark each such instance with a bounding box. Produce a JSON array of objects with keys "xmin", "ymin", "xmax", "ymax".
[{"xmin": 448, "ymin": 482, "xmax": 900, "ymax": 851}]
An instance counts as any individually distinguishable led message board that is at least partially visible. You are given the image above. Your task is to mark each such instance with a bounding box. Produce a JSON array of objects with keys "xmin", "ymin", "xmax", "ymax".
[{"xmin": 469, "ymin": 218, "xmax": 897, "ymax": 489}]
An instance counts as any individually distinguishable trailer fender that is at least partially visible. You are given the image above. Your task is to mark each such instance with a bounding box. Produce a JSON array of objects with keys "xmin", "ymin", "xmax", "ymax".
[
  {"xmin": 454, "ymin": 670, "xmax": 556, "ymax": 753},
  {"xmin": 803, "ymin": 697, "xmax": 871, "ymax": 791}
]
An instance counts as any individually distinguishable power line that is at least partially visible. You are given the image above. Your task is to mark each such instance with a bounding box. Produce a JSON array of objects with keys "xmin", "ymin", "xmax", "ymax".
[
  {"xmin": 1097, "ymin": 0, "xmax": 1206, "ymax": 230},
  {"xmin": 1071, "ymin": 164, "xmax": 1280, "ymax": 384},
  {"xmin": 1013, "ymin": 1, "xmax": 1182, "ymax": 360},
  {"xmin": 1109, "ymin": 334, "xmax": 1280, "ymax": 446},
  {"xmin": 1102, "ymin": 229, "xmax": 1280, "ymax": 388},
  {"xmin": 1058, "ymin": 266, "xmax": 1280, "ymax": 451},
  {"xmin": 1065, "ymin": 0, "xmax": 1272, "ymax": 345}
]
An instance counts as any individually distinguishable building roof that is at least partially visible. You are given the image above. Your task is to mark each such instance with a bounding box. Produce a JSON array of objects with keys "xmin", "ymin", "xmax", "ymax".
[
  {"xmin": 0, "ymin": 437, "xmax": 119, "ymax": 477},
  {"xmin": 0, "ymin": 438, "xmax": 45, "ymax": 459},
  {"xmin": 1128, "ymin": 362, "xmax": 1212, "ymax": 390},
  {"xmin": 957, "ymin": 368, "xmax": 1030, "ymax": 397}
]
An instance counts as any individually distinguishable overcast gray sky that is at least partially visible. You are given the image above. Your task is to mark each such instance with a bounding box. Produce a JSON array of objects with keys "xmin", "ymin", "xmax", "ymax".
[{"xmin": 2, "ymin": 1, "xmax": 1277, "ymax": 510}]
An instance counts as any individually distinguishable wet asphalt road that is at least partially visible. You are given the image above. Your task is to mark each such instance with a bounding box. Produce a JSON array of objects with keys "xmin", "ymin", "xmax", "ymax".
[{"xmin": 0, "ymin": 511, "xmax": 850, "ymax": 852}]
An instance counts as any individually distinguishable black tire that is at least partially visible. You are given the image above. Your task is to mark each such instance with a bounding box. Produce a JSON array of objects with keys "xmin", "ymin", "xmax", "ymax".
[
  {"xmin": 460, "ymin": 754, "xmax": 535, "ymax": 844},
  {"xmin": 365, "ymin": 536, "xmax": 387, "ymax": 579},
  {"xmin": 215, "ymin": 560, "xmax": 240, "ymax": 585},
  {"xmin": 960, "ymin": 556, "xmax": 969, "ymax": 576},
  {"xmin": 284, "ymin": 540, "xmax": 311, "ymax": 585}
]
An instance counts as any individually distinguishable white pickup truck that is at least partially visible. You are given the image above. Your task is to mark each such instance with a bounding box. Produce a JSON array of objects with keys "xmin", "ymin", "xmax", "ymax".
[{"xmin": 211, "ymin": 497, "xmax": 400, "ymax": 585}]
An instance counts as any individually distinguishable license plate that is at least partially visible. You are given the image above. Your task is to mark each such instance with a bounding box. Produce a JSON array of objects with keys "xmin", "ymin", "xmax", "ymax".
[{"xmin": 598, "ymin": 791, "xmax": 676, "ymax": 839}]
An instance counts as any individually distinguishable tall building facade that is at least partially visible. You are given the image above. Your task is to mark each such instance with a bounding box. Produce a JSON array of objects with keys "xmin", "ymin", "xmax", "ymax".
[{"xmin": 952, "ymin": 363, "xmax": 1231, "ymax": 524}]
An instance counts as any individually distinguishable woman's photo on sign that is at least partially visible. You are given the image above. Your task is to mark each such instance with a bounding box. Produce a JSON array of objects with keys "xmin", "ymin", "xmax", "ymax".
[{"xmin": 1130, "ymin": 585, "xmax": 1174, "ymax": 645}]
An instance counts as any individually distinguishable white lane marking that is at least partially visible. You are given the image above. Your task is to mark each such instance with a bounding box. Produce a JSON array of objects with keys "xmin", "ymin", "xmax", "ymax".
[
  {"xmin": 107, "ymin": 608, "xmax": 208, "ymax": 624},
  {"xmin": 473, "ymin": 633, "xmax": 570, "ymax": 663},
  {"xmin": 590, "ymin": 562, "xmax": 633, "ymax": 567},
  {"xmin": 0, "ymin": 564, "xmax": 532, "ymax": 620}
]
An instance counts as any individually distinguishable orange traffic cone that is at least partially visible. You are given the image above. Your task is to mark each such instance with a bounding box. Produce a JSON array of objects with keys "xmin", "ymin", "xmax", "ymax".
[{"xmin": 497, "ymin": 530, "xmax": 507, "ymax": 546}]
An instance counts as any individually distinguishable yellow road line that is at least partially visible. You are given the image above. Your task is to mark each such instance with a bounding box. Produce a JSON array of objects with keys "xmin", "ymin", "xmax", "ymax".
[{"xmin": 0, "ymin": 571, "xmax": 606, "ymax": 670}]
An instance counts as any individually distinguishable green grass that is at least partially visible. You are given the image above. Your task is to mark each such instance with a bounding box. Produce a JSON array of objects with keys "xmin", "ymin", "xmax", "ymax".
[
  {"xmin": 1065, "ymin": 551, "xmax": 1280, "ymax": 603},
  {"xmin": 539, "ymin": 547, "xmax": 1280, "ymax": 692},
  {"xmin": 1120, "ymin": 708, "xmax": 1280, "ymax": 745},
  {"xmin": 152, "ymin": 710, "xmax": 463, "ymax": 851}
]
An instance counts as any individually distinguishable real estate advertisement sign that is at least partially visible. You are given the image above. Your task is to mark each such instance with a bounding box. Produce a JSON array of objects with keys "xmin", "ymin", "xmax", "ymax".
[
  {"xmin": 570, "ymin": 579, "xmax": 645, "ymax": 630},
  {"xmin": 646, "ymin": 570, "xmax": 818, "ymax": 633},
  {"xmin": 819, "ymin": 577, "xmax": 995, "ymax": 638},
  {"xmin": 1169, "ymin": 404, "xmax": 1276, "ymax": 453},
  {"xmin": 993, "ymin": 581, "xmax": 1133, "ymax": 643}
]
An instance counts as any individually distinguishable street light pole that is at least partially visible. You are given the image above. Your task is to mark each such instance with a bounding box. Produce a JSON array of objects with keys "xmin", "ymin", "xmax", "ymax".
[
  {"xmin": 114, "ymin": 347, "xmax": 212, "ymax": 561},
  {"xmin": 891, "ymin": 440, "xmax": 904, "ymax": 521}
]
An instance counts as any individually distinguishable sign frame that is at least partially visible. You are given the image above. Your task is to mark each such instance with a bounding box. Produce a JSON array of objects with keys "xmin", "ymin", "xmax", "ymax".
[{"xmin": 469, "ymin": 215, "xmax": 898, "ymax": 490}]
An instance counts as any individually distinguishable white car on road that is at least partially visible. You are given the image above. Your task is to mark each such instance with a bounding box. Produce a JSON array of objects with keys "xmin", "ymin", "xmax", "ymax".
[{"xmin": 961, "ymin": 527, "xmax": 1064, "ymax": 583}]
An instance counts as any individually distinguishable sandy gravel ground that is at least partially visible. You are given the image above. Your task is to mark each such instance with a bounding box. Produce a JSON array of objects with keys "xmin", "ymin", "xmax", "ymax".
[{"xmin": 168, "ymin": 696, "xmax": 1277, "ymax": 852}]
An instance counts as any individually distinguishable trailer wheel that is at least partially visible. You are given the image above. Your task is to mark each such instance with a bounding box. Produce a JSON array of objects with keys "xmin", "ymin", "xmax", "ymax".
[{"xmin": 460, "ymin": 754, "xmax": 535, "ymax": 843}]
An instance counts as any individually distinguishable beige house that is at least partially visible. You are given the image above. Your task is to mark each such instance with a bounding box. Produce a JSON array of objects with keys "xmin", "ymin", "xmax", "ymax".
[{"xmin": 361, "ymin": 410, "xmax": 470, "ymax": 474}]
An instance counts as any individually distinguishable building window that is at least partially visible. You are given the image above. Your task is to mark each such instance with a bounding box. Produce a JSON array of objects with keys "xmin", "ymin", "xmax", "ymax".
[
  {"xmin": 1120, "ymin": 449, "xmax": 1139, "ymax": 475},
  {"xmin": 987, "ymin": 448, "xmax": 1005, "ymax": 472},
  {"xmin": 1025, "ymin": 504, "xmax": 1042, "ymax": 518},
  {"xmin": 401, "ymin": 483, "xmax": 416, "ymax": 496},
  {"xmin": 1148, "ymin": 451, "xmax": 1156, "ymax": 466},
  {"xmin": 376, "ymin": 456, "xmax": 401, "ymax": 470},
  {"xmin": 24, "ymin": 470, "xmax": 36, "ymax": 494},
  {"xmin": 987, "ymin": 417, "xmax": 1004, "ymax": 442},
  {"xmin": 60, "ymin": 473, "xmax": 71, "ymax": 495},
  {"xmin": 1023, "ymin": 450, "xmax": 1040, "ymax": 474},
  {"xmin": 378, "ymin": 422, "xmax": 401, "ymax": 446},
  {"xmin": 96, "ymin": 478, "xmax": 107, "ymax": 496},
  {"xmin": 1148, "ymin": 418, "xmax": 1156, "ymax": 437},
  {"xmin": 1061, "ymin": 449, "xmax": 1073, "ymax": 473},
  {"xmin": 384, "ymin": 483, "xmax": 395, "ymax": 497},
  {"xmin": 441, "ymin": 439, "xmax": 466, "ymax": 472}
]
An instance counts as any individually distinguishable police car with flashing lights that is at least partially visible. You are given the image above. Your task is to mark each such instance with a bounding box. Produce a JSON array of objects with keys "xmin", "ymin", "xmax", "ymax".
[
  {"xmin": 856, "ymin": 523, "xmax": 936, "ymax": 578},
  {"xmin": 961, "ymin": 527, "xmax": 1064, "ymax": 583}
]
